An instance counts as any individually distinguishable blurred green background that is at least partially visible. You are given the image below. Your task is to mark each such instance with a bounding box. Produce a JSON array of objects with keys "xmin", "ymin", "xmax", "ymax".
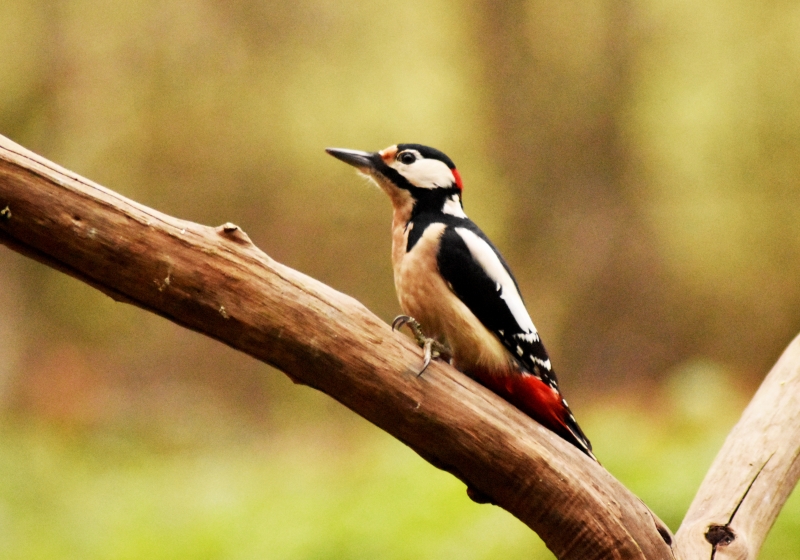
[{"xmin": 2, "ymin": 0, "xmax": 800, "ymax": 558}]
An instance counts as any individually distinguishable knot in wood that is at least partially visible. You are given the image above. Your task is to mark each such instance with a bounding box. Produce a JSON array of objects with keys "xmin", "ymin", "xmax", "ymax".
[
  {"xmin": 216, "ymin": 222, "xmax": 252, "ymax": 245},
  {"xmin": 656, "ymin": 524, "xmax": 673, "ymax": 546},
  {"xmin": 705, "ymin": 524, "xmax": 736, "ymax": 547}
]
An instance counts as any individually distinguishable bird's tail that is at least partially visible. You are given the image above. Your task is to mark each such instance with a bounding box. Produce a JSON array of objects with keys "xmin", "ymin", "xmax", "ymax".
[{"xmin": 477, "ymin": 372, "xmax": 595, "ymax": 461}]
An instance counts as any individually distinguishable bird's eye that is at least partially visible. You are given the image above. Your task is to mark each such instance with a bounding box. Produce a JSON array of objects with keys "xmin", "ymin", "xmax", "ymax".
[{"xmin": 398, "ymin": 152, "xmax": 417, "ymax": 165}]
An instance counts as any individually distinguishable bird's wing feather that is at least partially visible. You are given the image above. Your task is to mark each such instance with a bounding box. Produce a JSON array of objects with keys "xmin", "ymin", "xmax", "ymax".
[
  {"xmin": 436, "ymin": 224, "xmax": 559, "ymax": 390},
  {"xmin": 436, "ymin": 223, "xmax": 595, "ymax": 457}
]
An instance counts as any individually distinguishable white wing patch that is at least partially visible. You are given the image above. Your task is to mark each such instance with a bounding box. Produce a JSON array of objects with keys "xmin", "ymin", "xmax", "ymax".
[
  {"xmin": 531, "ymin": 355, "xmax": 552, "ymax": 370},
  {"xmin": 454, "ymin": 227, "xmax": 539, "ymax": 336},
  {"xmin": 518, "ymin": 332, "xmax": 540, "ymax": 343}
]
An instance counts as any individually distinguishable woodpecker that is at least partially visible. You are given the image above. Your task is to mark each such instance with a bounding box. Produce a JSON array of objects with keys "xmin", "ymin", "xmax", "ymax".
[{"xmin": 326, "ymin": 144, "xmax": 594, "ymax": 460}]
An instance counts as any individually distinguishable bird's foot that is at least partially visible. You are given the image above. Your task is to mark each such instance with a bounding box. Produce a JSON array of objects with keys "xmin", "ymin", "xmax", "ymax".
[{"xmin": 392, "ymin": 315, "xmax": 452, "ymax": 376}]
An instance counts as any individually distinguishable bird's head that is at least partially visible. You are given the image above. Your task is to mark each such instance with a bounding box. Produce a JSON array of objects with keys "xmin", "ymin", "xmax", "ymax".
[{"xmin": 326, "ymin": 144, "xmax": 464, "ymax": 214}]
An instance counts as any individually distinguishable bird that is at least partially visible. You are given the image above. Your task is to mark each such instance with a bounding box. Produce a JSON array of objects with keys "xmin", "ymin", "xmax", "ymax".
[{"xmin": 326, "ymin": 143, "xmax": 594, "ymax": 461}]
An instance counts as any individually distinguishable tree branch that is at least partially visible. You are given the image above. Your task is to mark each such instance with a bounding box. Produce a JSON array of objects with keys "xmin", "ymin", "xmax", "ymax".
[
  {"xmin": 0, "ymin": 132, "xmax": 692, "ymax": 559},
  {"xmin": 674, "ymin": 334, "xmax": 800, "ymax": 559}
]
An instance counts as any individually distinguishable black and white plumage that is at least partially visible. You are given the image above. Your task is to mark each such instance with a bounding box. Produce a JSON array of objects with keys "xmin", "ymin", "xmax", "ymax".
[{"xmin": 326, "ymin": 143, "xmax": 593, "ymax": 459}]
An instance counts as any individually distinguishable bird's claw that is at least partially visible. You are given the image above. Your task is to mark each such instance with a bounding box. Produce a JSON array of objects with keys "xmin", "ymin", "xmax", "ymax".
[
  {"xmin": 421, "ymin": 338, "xmax": 434, "ymax": 375},
  {"xmin": 391, "ymin": 315, "xmax": 413, "ymax": 331},
  {"xmin": 392, "ymin": 315, "xmax": 451, "ymax": 376},
  {"xmin": 392, "ymin": 315, "xmax": 426, "ymax": 345}
]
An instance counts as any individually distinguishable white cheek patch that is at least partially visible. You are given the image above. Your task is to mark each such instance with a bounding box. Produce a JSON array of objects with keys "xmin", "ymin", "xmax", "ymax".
[
  {"xmin": 394, "ymin": 158, "xmax": 456, "ymax": 190},
  {"xmin": 454, "ymin": 227, "xmax": 538, "ymax": 336}
]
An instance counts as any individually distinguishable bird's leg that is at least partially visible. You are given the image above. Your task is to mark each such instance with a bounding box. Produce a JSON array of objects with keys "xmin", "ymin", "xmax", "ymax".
[{"xmin": 391, "ymin": 315, "xmax": 452, "ymax": 376}]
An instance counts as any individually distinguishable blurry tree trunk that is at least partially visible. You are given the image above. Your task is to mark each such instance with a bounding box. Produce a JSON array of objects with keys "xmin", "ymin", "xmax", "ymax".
[
  {"xmin": 470, "ymin": 0, "xmax": 697, "ymax": 387},
  {"xmin": 1, "ymin": 134, "xmax": 799, "ymax": 559}
]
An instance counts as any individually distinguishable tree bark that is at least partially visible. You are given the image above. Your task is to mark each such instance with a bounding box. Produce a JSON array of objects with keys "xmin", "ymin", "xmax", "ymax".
[
  {"xmin": 1, "ymin": 133, "xmax": 798, "ymax": 558},
  {"xmin": 674, "ymin": 334, "xmax": 800, "ymax": 559}
]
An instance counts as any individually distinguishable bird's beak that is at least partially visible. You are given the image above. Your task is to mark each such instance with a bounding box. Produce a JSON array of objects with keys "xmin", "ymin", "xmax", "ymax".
[{"xmin": 325, "ymin": 148, "xmax": 377, "ymax": 171}]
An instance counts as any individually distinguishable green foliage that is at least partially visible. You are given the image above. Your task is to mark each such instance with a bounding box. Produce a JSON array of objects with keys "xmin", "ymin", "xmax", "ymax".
[
  {"xmin": 0, "ymin": 376, "xmax": 798, "ymax": 559},
  {"xmin": 0, "ymin": 419, "xmax": 550, "ymax": 560}
]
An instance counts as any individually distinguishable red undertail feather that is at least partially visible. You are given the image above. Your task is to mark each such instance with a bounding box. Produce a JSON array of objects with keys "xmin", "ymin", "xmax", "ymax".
[{"xmin": 477, "ymin": 372, "xmax": 595, "ymax": 459}]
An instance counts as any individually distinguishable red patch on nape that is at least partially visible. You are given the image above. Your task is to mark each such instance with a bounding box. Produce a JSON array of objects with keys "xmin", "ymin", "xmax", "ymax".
[{"xmin": 452, "ymin": 168, "xmax": 464, "ymax": 191}]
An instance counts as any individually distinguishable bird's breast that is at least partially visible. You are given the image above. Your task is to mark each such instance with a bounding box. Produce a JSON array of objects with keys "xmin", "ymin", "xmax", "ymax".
[{"xmin": 391, "ymin": 219, "xmax": 514, "ymax": 378}]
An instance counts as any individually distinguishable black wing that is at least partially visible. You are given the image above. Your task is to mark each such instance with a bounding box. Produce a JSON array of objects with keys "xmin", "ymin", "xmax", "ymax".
[{"xmin": 436, "ymin": 222, "xmax": 560, "ymax": 390}]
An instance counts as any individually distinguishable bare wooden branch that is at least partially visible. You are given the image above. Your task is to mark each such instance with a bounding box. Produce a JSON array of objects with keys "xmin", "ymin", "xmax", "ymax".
[
  {"xmin": 674, "ymin": 335, "xmax": 800, "ymax": 559},
  {"xmin": 0, "ymin": 134, "xmax": 676, "ymax": 558}
]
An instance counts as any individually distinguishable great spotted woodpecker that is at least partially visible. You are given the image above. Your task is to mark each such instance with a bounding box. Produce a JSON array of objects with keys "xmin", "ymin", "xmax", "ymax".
[{"xmin": 326, "ymin": 144, "xmax": 594, "ymax": 460}]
